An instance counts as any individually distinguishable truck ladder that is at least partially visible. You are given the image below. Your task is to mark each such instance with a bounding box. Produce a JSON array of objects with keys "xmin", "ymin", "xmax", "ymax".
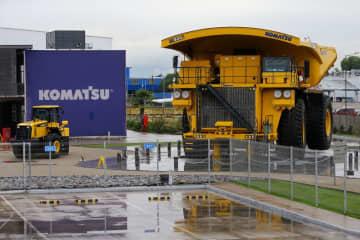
[{"xmin": 202, "ymin": 84, "xmax": 254, "ymax": 132}]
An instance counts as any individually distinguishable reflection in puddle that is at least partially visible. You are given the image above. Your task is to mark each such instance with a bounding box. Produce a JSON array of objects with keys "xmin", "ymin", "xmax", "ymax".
[{"xmin": 0, "ymin": 191, "xmax": 358, "ymax": 240}]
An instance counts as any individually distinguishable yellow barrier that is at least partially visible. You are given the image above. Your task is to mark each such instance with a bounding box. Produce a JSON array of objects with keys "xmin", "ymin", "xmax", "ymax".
[
  {"xmin": 75, "ymin": 198, "xmax": 98, "ymax": 205},
  {"xmin": 39, "ymin": 200, "xmax": 60, "ymax": 205},
  {"xmin": 185, "ymin": 195, "xmax": 209, "ymax": 200},
  {"xmin": 148, "ymin": 196, "xmax": 171, "ymax": 201}
]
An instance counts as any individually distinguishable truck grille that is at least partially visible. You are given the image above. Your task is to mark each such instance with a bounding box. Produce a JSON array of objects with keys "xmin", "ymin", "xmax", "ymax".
[
  {"xmin": 16, "ymin": 126, "xmax": 31, "ymax": 140},
  {"xmin": 200, "ymin": 87, "xmax": 255, "ymax": 129}
]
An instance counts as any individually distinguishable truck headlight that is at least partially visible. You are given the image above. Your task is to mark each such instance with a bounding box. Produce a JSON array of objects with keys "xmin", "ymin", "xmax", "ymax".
[
  {"xmin": 173, "ymin": 90, "xmax": 181, "ymax": 99},
  {"xmin": 283, "ymin": 90, "xmax": 291, "ymax": 99},
  {"xmin": 274, "ymin": 90, "xmax": 282, "ymax": 98},
  {"xmin": 181, "ymin": 90, "xmax": 190, "ymax": 99}
]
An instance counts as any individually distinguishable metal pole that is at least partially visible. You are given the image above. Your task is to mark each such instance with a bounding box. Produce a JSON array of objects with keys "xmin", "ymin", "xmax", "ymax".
[
  {"xmin": 22, "ymin": 142, "xmax": 26, "ymax": 190},
  {"xmin": 28, "ymin": 142, "xmax": 32, "ymax": 190},
  {"xmin": 267, "ymin": 143, "xmax": 271, "ymax": 193},
  {"xmin": 229, "ymin": 139, "xmax": 233, "ymax": 175},
  {"xmin": 48, "ymin": 141, "xmax": 52, "ymax": 189},
  {"xmin": 344, "ymin": 145, "xmax": 348, "ymax": 214},
  {"xmin": 315, "ymin": 150, "xmax": 319, "ymax": 207},
  {"xmin": 247, "ymin": 140, "xmax": 251, "ymax": 187},
  {"xmin": 345, "ymin": 70, "xmax": 348, "ymax": 110},
  {"xmin": 290, "ymin": 146, "xmax": 294, "ymax": 200},
  {"xmin": 157, "ymin": 140, "xmax": 160, "ymax": 186},
  {"xmin": 208, "ymin": 139, "xmax": 211, "ymax": 185}
]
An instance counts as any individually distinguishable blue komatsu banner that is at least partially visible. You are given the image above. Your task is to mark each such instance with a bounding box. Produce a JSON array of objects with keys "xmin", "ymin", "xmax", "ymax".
[{"xmin": 25, "ymin": 50, "xmax": 126, "ymax": 136}]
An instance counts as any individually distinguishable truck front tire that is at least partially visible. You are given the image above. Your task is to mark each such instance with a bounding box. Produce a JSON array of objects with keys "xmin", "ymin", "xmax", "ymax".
[
  {"xmin": 306, "ymin": 94, "xmax": 332, "ymax": 150},
  {"xmin": 278, "ymin": 98, "xmax": 306, "ymax": 148}
]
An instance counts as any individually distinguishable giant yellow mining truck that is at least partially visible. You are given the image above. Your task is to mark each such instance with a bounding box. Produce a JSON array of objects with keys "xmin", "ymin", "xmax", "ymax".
[{"xmin": 161, "ymin": 27, "xmax": 337, "ymax": 158}]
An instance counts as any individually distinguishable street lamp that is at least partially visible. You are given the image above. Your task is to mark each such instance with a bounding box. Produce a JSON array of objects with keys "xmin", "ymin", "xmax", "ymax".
[{"xmin": 343, "ymin": 52, "xmax": 360, "ymax": 109}]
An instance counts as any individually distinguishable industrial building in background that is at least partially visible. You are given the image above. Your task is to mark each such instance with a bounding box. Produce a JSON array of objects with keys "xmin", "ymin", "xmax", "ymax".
[{"xmin": 0, "ymin": 27, "xmax": 127, "ymax": 137}]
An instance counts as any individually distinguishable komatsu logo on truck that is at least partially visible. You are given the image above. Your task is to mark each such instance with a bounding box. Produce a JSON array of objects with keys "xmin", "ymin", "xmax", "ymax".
[
  {"xmin": 265, "ymin": 31, "xmax": 293, "ymax": 42},
  {"xmin": 39, "ymin": 86, "xmax": 111, "ymax": 101}
]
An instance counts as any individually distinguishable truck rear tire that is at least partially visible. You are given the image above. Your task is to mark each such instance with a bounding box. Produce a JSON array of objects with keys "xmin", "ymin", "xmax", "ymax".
[
  {"xmin": 306, "ymin": 94, "xmax": 332, "ymax": 150},
  {"xmin": 278, "ymin": 98, "xmax": 306, "ymax": 148}
]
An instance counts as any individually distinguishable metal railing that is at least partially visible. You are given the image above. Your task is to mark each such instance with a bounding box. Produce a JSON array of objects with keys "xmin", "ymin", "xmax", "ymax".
[{"xmin": 0, "ymin": 138, "xmax": 357, "ymax": 217}]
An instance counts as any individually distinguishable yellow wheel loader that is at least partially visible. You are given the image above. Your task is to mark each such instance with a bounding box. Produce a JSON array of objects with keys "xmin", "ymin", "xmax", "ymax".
[
  {"xmin": 161, "ymin": 27, "xmax": 336, "ymax": 160},
  {"xmin": 12, "ymin": 105, "xmax": 70, "ymax": 158}
]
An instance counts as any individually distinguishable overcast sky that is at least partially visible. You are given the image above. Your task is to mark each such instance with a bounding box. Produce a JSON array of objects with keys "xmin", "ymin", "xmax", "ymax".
[{"xmin": 0, "ymin": 0, "xmax": 359, "ymax": 77}]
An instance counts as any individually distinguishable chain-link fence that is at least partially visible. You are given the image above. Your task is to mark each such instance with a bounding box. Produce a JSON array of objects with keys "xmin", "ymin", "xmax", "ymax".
[{"xmin": 1, "ymin": 137, "xmax": 359, "ymax": 217}]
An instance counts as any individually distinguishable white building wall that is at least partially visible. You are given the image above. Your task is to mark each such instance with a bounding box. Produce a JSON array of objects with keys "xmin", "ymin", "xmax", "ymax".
[
  {"xmin": 86, "ymin": 35, "xmax": 112, "ymax": 50},
  {"xmin": 0, "ymin": 27, "xmax": 112, "ymax": 50},
  {"xmin": 0, "ymin": 27, "xmax": 46, "ymax": 49}
]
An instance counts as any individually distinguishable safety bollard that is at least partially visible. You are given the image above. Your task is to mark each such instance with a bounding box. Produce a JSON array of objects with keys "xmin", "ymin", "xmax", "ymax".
[
  {"xmin": 135, "ymin": 148, "xmax": 140, "ymax": 171},
  {"xmin": 168, "ymin": 142, "xmax": 171, "ymax": 158},
  {"xmin": 157, "ymin": 144, "xmax": 161, "ymax": 161},
  {"xmin": 146, "ymin": 148, "xmax": 150, "ymax": 162},
  {"xmin": 174, "ymin": 157, "xmax": 178, "ymax": 171},
  {"xmin": 117, "ymin": 152, "xmax": 121, "ymax": 164},
  {"xmin": 177, "ymin": 141, "xmax": 181, "ymax": 157}
]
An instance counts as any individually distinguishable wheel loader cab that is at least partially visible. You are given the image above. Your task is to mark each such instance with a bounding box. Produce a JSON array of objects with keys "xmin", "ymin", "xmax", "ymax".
[{"xmin": 32, "ymin": 106, "xmax": 61, "ymax": 122}]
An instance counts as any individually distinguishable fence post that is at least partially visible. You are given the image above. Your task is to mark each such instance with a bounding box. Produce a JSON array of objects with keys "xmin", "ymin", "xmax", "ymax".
[
  {"xmin": 208, "ymin": 139, "xmax": 211, "ymax": 185},
  {"xmin": 157, "ymin": 140, "xmax": 160, "ymax": 186},
  {"xmin": 28, "ymin": 142, "xmax": 32, "ymax": 190},
  {"xmin": 229, "ymin": 139, "xmax": 233, "ymax": 176},
  {"xmin": 247, "ymin": 140, "xmax": 251, "ymax": 187},
  {"xmin": 331, "ymin": 155, "xmax": 336, "ymax": 186},
  {"xmin": 315, "ymin": 150, "xmax": 319, "ymax": 207},
  {"xmin": 22, "ymin": 142, "xmax": 26, "ymax": 190},
  {"xmin": 290, "ymin": 146, "xmax": 294, "ymax": 200},
  {"xmin": 48, "ymin": 141, "xmax": 52, "ymax": 189},
  {"xmin": 344, "ymin": 145, "xmax": 348, "ymax": 214},
  {"xmin": 267, "ymin": 143, "xmax": 271, "ymax": 193}
]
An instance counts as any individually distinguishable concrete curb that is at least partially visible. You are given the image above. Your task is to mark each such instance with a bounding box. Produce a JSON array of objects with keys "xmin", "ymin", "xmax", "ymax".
[
  {"xmin": 0, "ymin": 184, "xmax": 207, "ymax": 195},
  {"xmin": 207, "ymin": 185, "xmax": 360, "ymax": 237}
]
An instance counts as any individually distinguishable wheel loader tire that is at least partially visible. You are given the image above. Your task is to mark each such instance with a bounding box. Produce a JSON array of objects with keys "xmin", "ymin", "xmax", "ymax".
[
  {"xmin": 46, "ymin": 133, "xmax": 61, "ymax": 158},
  {"xmin": 278, "ymin": 98, "xmax": 306, "ymax": 148},
  {"xmin": 306, "ymin": 94, "xmax": 332, "ymax": 150}
]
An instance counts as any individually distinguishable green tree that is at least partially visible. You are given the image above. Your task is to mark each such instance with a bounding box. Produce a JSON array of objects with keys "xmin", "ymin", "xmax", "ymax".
[
  {"xmin": 341, "ymin": 56, "xmax": 360, "ymax": 71},
  {"xmin": 158, "ymin": 73, "xmax": 175, "ymax": 92},
  {"xmin": 132, "ymin": 89, "xmax": 153, "ymax": 106}
]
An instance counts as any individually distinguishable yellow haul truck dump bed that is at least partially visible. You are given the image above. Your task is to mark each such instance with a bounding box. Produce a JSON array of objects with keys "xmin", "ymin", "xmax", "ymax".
[{"xmin": 162, "ymin": 27, "xmax": 336, "ymax": 159}]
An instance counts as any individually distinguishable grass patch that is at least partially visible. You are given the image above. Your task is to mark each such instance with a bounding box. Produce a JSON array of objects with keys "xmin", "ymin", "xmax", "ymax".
[{"xmin": 234, "ymin": 179, "xmax": 360, "ymax": 219}]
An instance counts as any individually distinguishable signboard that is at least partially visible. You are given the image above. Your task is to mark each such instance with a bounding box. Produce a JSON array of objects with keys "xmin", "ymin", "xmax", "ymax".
[
  {"xmin": 144, "ymin": 143, "xmax": 156, "ymax": 150},
  {"xmin": 44, "ymin": 145, "xmax": 56, "ymax": 152},
  {"xmin": 25, "ymin": 50, "xmax": 126, "ymax": 136}
]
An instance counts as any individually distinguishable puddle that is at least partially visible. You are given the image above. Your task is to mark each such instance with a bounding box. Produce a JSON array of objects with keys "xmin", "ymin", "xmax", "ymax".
[{"xmin": 0, "ymin": 191, "xmax": 358, "ymax": 239}]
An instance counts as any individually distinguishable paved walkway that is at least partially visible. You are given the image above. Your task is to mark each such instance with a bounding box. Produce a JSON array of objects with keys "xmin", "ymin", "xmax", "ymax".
[{"xmin": 213, "ymin": 182, "xmax": 360, "ymax": 235}]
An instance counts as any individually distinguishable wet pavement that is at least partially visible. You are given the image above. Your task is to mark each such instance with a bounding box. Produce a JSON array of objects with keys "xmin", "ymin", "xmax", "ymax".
[{"xmin": 0, "ymin": 190, "xmax": 358, "ymax": 239}]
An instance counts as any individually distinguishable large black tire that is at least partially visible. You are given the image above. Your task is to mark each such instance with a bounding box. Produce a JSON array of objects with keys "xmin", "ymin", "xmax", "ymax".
[
  {"xmin": 46, "ymin": 133, "xmax": 62, "ymax": 158},
  {"xmin": 306, "ymin": 93, "xmax": 332, "ymax": 150},
  {"xmin": 278, "ymin": 98, "xmax": 306, "ymax": 148}
]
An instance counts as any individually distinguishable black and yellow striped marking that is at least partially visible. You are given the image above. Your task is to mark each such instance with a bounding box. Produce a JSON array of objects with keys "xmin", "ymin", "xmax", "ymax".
[
  {"xmin": 75, "ymin": 198, "xmax": 98, "ymax": 205},
  {"xmin": 148, "ymin": 196, "xmax": 171, "ymax": 201},
  {"xmin": 185, "ymin": 195, "xmax": 208, "ymax": 200},
  {"xmin": 39, "ymin": 200, "xmax": 60, "ymax": 205}
]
